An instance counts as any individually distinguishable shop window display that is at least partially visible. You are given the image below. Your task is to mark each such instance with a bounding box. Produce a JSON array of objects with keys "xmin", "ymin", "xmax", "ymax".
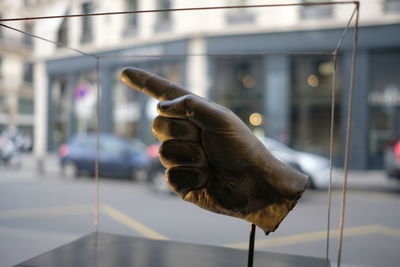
[
  {"xmin": 50, "ymin": 78, "xmax": 70, "ymax": 147},
  {"xmin": 369, "ymin": 50, "xmax": 400, "ymax": 168},
  {"xmin": 213, "ymin": 57, "xmax": 263, "ymax": 130},
  {"xmin": 291, "ymin": 56, "xmax": 342, "ymax": 157}
]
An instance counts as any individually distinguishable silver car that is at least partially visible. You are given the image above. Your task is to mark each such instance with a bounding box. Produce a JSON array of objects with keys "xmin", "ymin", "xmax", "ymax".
[
  {"xmin": 383, "ymin": 136, "xmax": 400, "ymax": 179},
  {"xmin": 259, "ymin": 137, "xmax": 332, "ymax": 190}
]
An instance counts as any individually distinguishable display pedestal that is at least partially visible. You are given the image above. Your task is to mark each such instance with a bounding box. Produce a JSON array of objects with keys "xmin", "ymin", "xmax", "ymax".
[{"xmin": 14, "ymin": 232, "xmax": 329, "ymax": 267}]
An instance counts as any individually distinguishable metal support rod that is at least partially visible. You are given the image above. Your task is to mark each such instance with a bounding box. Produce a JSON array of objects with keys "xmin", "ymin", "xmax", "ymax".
[{"xmin": 247, "ymin": 223, "xmax": 256, "ymax": 267}]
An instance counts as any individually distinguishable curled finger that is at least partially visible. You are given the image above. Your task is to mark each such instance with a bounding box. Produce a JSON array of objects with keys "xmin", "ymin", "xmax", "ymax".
[
  {"xmin": 166, "ymin": 167, "xmax": 209, "ymax": 193},
  {"xmin": 159, "ymin": 141, "xmax": 207, "ymax": 169},
  {"xmin": 152, "ymin": 116, "xmax": 199, "ymax": 142}
]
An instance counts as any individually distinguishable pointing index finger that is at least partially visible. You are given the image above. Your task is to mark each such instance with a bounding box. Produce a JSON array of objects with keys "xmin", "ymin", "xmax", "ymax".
[{"xmin": 121, "ymin": 67, "xmax": 189, "ymax": 101}]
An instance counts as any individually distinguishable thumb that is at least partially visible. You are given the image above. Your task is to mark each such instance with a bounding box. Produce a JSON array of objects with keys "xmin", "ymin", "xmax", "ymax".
[{"xmin": 157, "ymin": 95, "xmax": 235, "ymax": 131}]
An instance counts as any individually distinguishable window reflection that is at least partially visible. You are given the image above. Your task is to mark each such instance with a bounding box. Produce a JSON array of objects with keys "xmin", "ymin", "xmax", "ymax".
[
  {"xmin": 291, "ymin": 56, "xmax": 341, "ymax": 157},
  {"xmin": 368, "ymin": 50, "xmax": 400, "ymax": 167},
  {"xmin": 214, "ymin": 57, "xmax": 263, "ymax": 129}
]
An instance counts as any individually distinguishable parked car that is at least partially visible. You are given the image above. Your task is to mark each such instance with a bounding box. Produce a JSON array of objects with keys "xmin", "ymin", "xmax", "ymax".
[
  {"xmin": 59, "ymin": 133, "xmax": 149, "ymax": 179},
  {"xmin": 259, "ymin": 137, "xmax": 332, "ymax": 189},
  {"xmin": 146, "ymin": 143, "xmax": 171, "ymax": 193},
  {"xmin": 147, "ymin": 137, "xmax": 332, "ymax": 193},
  {"xmin": 384, "ymin": 135, "xmax": 400, "ymax": 179}
]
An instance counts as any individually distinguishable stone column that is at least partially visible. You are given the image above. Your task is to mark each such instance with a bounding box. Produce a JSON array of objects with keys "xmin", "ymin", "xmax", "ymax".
[
  {"xmin": 33, "ymin": 61, "xmax": 48, "ymax": 174},
  {"xmin": 187, "ymin": 36, "xmax": 208, "ymax": 97}
]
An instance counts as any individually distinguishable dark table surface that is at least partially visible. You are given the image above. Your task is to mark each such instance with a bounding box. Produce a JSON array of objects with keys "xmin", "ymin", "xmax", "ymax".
[{"xmin": 14, "ymin": 232, "xmax": 330, "ymax": 267}]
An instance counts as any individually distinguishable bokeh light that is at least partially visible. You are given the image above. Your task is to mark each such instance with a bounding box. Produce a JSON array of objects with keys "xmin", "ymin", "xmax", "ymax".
[
  {"xmin": 307, "ymin": 74, "xmax": 319, "ymax": 87},
  {"xmin": 249, "ymin": 112, "xmax": 263, "ymax": 126}
]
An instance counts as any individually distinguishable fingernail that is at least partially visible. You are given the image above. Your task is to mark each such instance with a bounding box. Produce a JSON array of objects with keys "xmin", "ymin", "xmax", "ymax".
[{"xmin": 121, "ymin": 67, "xmax": 150, "ymax": 89}]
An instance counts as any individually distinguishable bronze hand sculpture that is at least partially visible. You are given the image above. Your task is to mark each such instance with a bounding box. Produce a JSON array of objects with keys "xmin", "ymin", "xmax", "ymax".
[{"xmin": 121, "ymin": 67, "xmax": 308, "ymax": 233}]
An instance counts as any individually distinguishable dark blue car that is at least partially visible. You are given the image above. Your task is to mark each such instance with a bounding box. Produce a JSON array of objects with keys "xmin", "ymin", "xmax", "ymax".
[{"xmin": 59, "ymin": 133, "xmax": 149, "ymax": 180}]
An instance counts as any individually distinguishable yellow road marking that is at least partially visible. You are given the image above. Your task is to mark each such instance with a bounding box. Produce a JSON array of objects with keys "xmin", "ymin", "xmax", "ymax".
[
  {"xmin": 0, "ymin": 204, "xmax": 168, "ymax": 240},
  {"xmin": 0, "ymin": 204, "xmax": 93, "ymax": 219},
  {"xmin": 2, "ymin": 204, "xmax": 398, "ymax": 247},
  {"xmin": 101, "ymin": 204, "xmax": 168, "ymax": 240},
  {"xmin": 376, "ymin": 225, "xmax": 400, "ymax": 238},
  {"xmin": 224, "ymin": 224, "xmax": 400, "ymax": 249}
]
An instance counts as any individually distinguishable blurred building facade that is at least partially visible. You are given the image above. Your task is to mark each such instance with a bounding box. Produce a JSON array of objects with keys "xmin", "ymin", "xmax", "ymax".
[
  {"xmin": 16, "ymin": 0, "xmax": 400, "ymax": 169},
  {"xmin": 0, "ymin": 1, "xmax": 35, "ymax": 138}
]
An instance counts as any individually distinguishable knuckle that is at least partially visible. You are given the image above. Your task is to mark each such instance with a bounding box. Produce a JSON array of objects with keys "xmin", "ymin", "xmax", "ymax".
[
  {"xmin": 152, "ymin": 116, "xmax": 162, "ymax": 130},
  {"xmin": 152, "ymin": 116, "xmax": 166, "ymax": 132},
  {"xmin": 183, "ymin": 95, "xmax": 197, "ymax": 117}
]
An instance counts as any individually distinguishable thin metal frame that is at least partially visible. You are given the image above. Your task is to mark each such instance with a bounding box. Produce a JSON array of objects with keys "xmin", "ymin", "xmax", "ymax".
[{"xmin": 0, "ymin": 2, "xmax": 359, "ymax": 267}]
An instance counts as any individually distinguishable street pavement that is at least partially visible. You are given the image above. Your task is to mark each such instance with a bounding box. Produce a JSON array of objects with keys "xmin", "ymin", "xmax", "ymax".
[
  {"xmin": 1, "ymin": 153, "xmax": 400, "ymax": 267},
  {"xmin": 14, "ymin": 153, "xmax": 400, "ymax": 192}
]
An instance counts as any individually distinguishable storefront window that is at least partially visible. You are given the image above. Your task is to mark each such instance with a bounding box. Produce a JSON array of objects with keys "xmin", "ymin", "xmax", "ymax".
[
  {"xmin": 73, "ymin": 72, "xmax": 98, "ymax": 134},
  {"xmin": 57, "ymin": 18, "xmax": 68, "ymax": 48},
  {"xmin": 18, "ymin": 99, "xmax": 34, "ymax": 114},
  {"xmin": 155, "ymin": 0, "xmax": 172, "ymax": 32},
  {"xmin": 80, "ymin": 2, "xmax": 94, "ymax": 44},
  {"xmin": 225, "ymin": 0, "xmax": 255, "ymax": 25},
  {"xmin": 291, "ymin": 55, "xmax": 341, "ymax": 157},
  {"xmin": 51, "ymin": 78, "xmax": 70, "ymax": 147},
  {"xmin": 213, "ymin": 57, "xmax": 263, "ymax": 129},
  {"xmin": 49, "ymin": 71, "xmax": 98, "ymax": 149},
  {"xmin": 23, "ymin": 61, "xmax": 33, "ymax": 82},
  {"xmin": 113, "ymin": 68, "xmax": 142, "ymax": 140},
  {"xmin": 124, "ymin": 0, "xmax": 138, "ymax": 36},
  {"xmin": 384, "ymin": 0, "xmax": 400, "ymax": 13},
  {"xmin": 368, "ymin": 50, "xmax": 400, "ymax": 167}
]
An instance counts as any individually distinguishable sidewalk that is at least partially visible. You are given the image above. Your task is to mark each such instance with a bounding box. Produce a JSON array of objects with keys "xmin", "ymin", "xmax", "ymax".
[
  {"xmin": 7, "ymin": 153, "xmax": 400, "ymax": 192},
  {"xmin": 4, "ymin": 153, "xmax": 62, "ymax": 180},
  {"xmin": 332, "ymin": 169, "xmax": 400, "ymax": 192},
  {"xmin": 24, "ymin": 153, "xmax": 61, "ymax": 178}
]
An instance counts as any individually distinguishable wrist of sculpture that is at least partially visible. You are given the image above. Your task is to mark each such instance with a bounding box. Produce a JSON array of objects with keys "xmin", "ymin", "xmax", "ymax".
[{"xmin": 181, "ymin": 178, "xmax": 307, "ymax": 234}]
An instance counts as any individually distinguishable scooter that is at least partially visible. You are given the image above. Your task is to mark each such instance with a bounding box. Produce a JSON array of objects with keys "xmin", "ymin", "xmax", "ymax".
[{"xmin": 0, "ymin": 135, "xmax": 22, "ymax": 168}]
